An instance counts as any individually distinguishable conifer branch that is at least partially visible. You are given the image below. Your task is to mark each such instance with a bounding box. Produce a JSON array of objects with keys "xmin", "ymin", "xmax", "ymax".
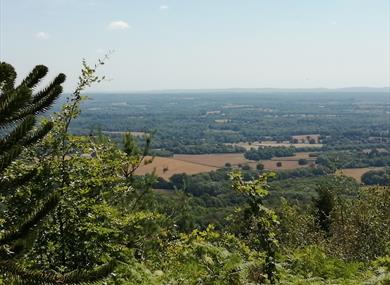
[
  {"xmin": 32, "ymin": 74, "xmax": 66, "ymax": 104},
  {"xmin": 19, "ymin": 65, "xmax": 48, "ymax": 89},
  {"xmin": 10, "ymin": 85, "xmax": 63, "ymax": 122},
  {"xmin": 20, "ymin": 121, "xmax": 54, "ymax": 147},
  {"xmin": 0, "ymin": 194, "xmax": 59, "ymax": 246},
  {"xmin": 0, "ymin": 146, "xmax": 22, "ymax": 174},
  {"xmin": 0, "ymin": 87, "xmax": 31, "ymax": 126},
  {"xmin": 0, "ymin": 260, "xmax": 115, "ymax": 285},
  {"xmin": 0, "ymin": 115, "xmax": 35, "ymax": 153},
  {"xmin": 0, "ymin": 168, "xmax": 38, "ymax": 195},
  {"xmin": 0, "ymin": 62, "xmax": 17, "ymax": 91}
]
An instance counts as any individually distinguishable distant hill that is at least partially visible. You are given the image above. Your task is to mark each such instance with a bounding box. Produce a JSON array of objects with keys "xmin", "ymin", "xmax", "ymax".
[{"xmin": 156, "ymin": 87, "xmax": 390, "ymax": 93}]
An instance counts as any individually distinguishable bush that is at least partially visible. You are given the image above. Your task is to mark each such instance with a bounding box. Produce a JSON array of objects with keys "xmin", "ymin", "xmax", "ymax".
[
  {"xmin": 242, "ymin": 164, "xmax": 251, "ymax": 170},
  {"xmin": 285, "ymin": 246, "xmax": 362, "ymax": 280},
  {"xmin": 361, "ymin": 170, "xmax": 389, "ymax": 186},
  {"xmin": 298, "ymin": 159, "xmax": 308, "ymax": 165},
  {"xmin": 256, "ymin": 163, "xmax": 264, "ymax": 171}
]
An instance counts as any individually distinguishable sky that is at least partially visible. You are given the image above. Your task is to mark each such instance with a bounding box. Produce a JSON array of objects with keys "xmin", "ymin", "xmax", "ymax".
[{"xmin": 0, "ymin": 0, "xmax": 389, "ymax": 92}]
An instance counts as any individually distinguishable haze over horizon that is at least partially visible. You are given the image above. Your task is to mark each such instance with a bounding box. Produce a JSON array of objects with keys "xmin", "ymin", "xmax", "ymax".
[{"xmin": 1, "ymin": 0, "xmax": 389, "ymax": 92}]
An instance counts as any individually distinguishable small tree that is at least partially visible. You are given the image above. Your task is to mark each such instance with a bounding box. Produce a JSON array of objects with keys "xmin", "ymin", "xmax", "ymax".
[
  {"xmin": 298, "ymin": 159, "xmax": 308, "ymax": 166},
  {"xmin": 242, "ymin": 164, "xmax": 250, "ymax": 171},
  {"xmin": 313, "ymin": 184, "xmax": 335, "ymax": 234},
  {"xmin": 229, "ymin": 171, "xmax": 279, "ymax": 283},
  {"xmin": 256, "ymin": 163, "xmax": 264, "ymax": 171}
]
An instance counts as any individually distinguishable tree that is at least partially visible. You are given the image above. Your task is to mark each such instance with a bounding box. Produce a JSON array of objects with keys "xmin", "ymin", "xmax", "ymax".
[
  {"xmin": 298, "ymin": 159, "xmax": 308, "ymax": 166},
  {"xmin": 242, "ymin": 164, "xmax": 250, "ymax": 171},
  {"xmin": 256, "ymin": 163, "xmax": 264, "ymax": 171},
  {"xmin": 0, "ymin": 62, "xmax": 115, "ymax": 284},
  {"xmin": 0, "ymin": 62, "xmax": 65, "ymax": 281},
  {"xmin": 229, "ymin": 171, "xmax": 279, "ymax": 284},
  {"xmin": 313, "ymin": 184, "xmax": 335, "ymax": 234},
  {"xmin": 361, "ymin": 170, "xmax": 389, "ymax": 186}
]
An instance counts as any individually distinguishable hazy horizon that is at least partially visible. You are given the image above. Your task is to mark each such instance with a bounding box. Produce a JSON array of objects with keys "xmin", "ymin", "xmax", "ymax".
[{"xmin": 74, "ymin": 86, "xmax": 390, "ymax": 94}]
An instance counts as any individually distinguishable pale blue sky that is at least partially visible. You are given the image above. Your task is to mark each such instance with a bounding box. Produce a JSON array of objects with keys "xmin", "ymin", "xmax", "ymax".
[{"xmin": 1, "ymin": 0, "xmax": 389, "ymax": 92}]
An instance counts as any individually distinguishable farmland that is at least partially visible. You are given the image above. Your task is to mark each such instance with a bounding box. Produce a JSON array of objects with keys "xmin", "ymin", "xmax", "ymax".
[
  {"xmin": 66, "ymin": 91, "xmax": 388, "ymax": 156},
  {"xmin": 134, "ymin": 156, "xmax": 217, "ymax": 180},
  {"xmin": 65, "ymin": 91, "xmax": 390, "ymax": 185},
  {"xmin": 174, "ymin": 153, "xmax": 249, "ymax": 167},
  {"xmin": 136, "ymin": 152, "xmax": 317, "ymax": 180}
]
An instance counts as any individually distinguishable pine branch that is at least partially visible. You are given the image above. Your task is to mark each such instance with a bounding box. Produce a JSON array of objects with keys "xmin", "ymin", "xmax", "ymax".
[
  {"xmin": 32, "ymin": 73, "xmax": 66, "ymax": 104},
  {"xmin": 0, "ymin": 115, "xmax": 35, "ymax": 153},
  {"xmin": 0, "ymin": 87, "xmax": 31, "ymax": 126},
  {"xmin": 20, "ymin": 122, "xmax": 54, "ymax": 147},
  {"xmin": 0, "ymin": 194, "xmax": 59, "ymax": 246},
  {"xmin": 0, "ymin": 232, "xmax": 36, "ymax": 261},
  {"xmin": 0, "ymin": 260, "xmax": 57, "ymax": 284},
  {"xmin": 0, "ymin": 62, "xmax": 17, "ymax": 91},
  {"xmin": 18, "ymin": 65, "xmax": 48, "ymax": 89},
  {"xmin": 0, "ymin": 168, "xmax": 38, "ymax": 195},
  {"xmin": 0, "ymin": 146, "xmax": 22, "ymax": 174},
  {"xmin": 59, "ymin": 260, "xmax": 116, "ymax": 284},
  {"xmin": 10, "ymin": 85, "xmax": 62, "ymax": 122},
  {"xmin": 0, "ymin": 260, "xmax": 116, "ymax": 285}
]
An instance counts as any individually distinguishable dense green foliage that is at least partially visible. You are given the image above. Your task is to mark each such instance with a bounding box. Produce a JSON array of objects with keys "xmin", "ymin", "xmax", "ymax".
[
  {"xmin": 362, "ymin": 169, "xmax": 390, "ymax": 186},
  {"xmin": 244, "ymin": 147, "xmax": 296, "ymax": 161},
  {"xmin": 316, "ymin": 149, "xmax": 390, "ymax": 169}
]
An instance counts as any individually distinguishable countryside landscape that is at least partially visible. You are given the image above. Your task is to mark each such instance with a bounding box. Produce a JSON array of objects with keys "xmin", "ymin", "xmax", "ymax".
[
  {"xmin": 69, "ymin": 90, "xmax": 389, "ymax": 185},
  {"xmin": 1, "ymin": 1, "xmax": 389, "ymax": 284}
]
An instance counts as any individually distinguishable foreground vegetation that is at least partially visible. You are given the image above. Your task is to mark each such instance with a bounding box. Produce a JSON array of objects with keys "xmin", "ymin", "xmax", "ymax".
[{"xmin": 0, "ymin": 62, "xmax": 389, "ymax": 284}]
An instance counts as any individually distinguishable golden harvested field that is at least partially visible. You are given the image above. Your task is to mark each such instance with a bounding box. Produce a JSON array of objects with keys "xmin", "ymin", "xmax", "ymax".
[
  {"xmin": 339, "ymin": 167, "xmax": 384, "ymax": 182},
  {"xmin": 173, "ymin": 153, "xmax": 249, "ymax": 167},
  {"xmin": 135, "ymin": 152, "xmax": 316, "ymax": 180},
  {"xmin": 134, "ymin": 156, "xmax": 217, "ymax": 180}
]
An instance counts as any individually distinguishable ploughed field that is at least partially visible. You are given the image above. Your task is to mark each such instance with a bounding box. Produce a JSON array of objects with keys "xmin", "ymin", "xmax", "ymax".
[{"xmin": 135, "ymin": 152, "xmax": 316, "ymax": 180}]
